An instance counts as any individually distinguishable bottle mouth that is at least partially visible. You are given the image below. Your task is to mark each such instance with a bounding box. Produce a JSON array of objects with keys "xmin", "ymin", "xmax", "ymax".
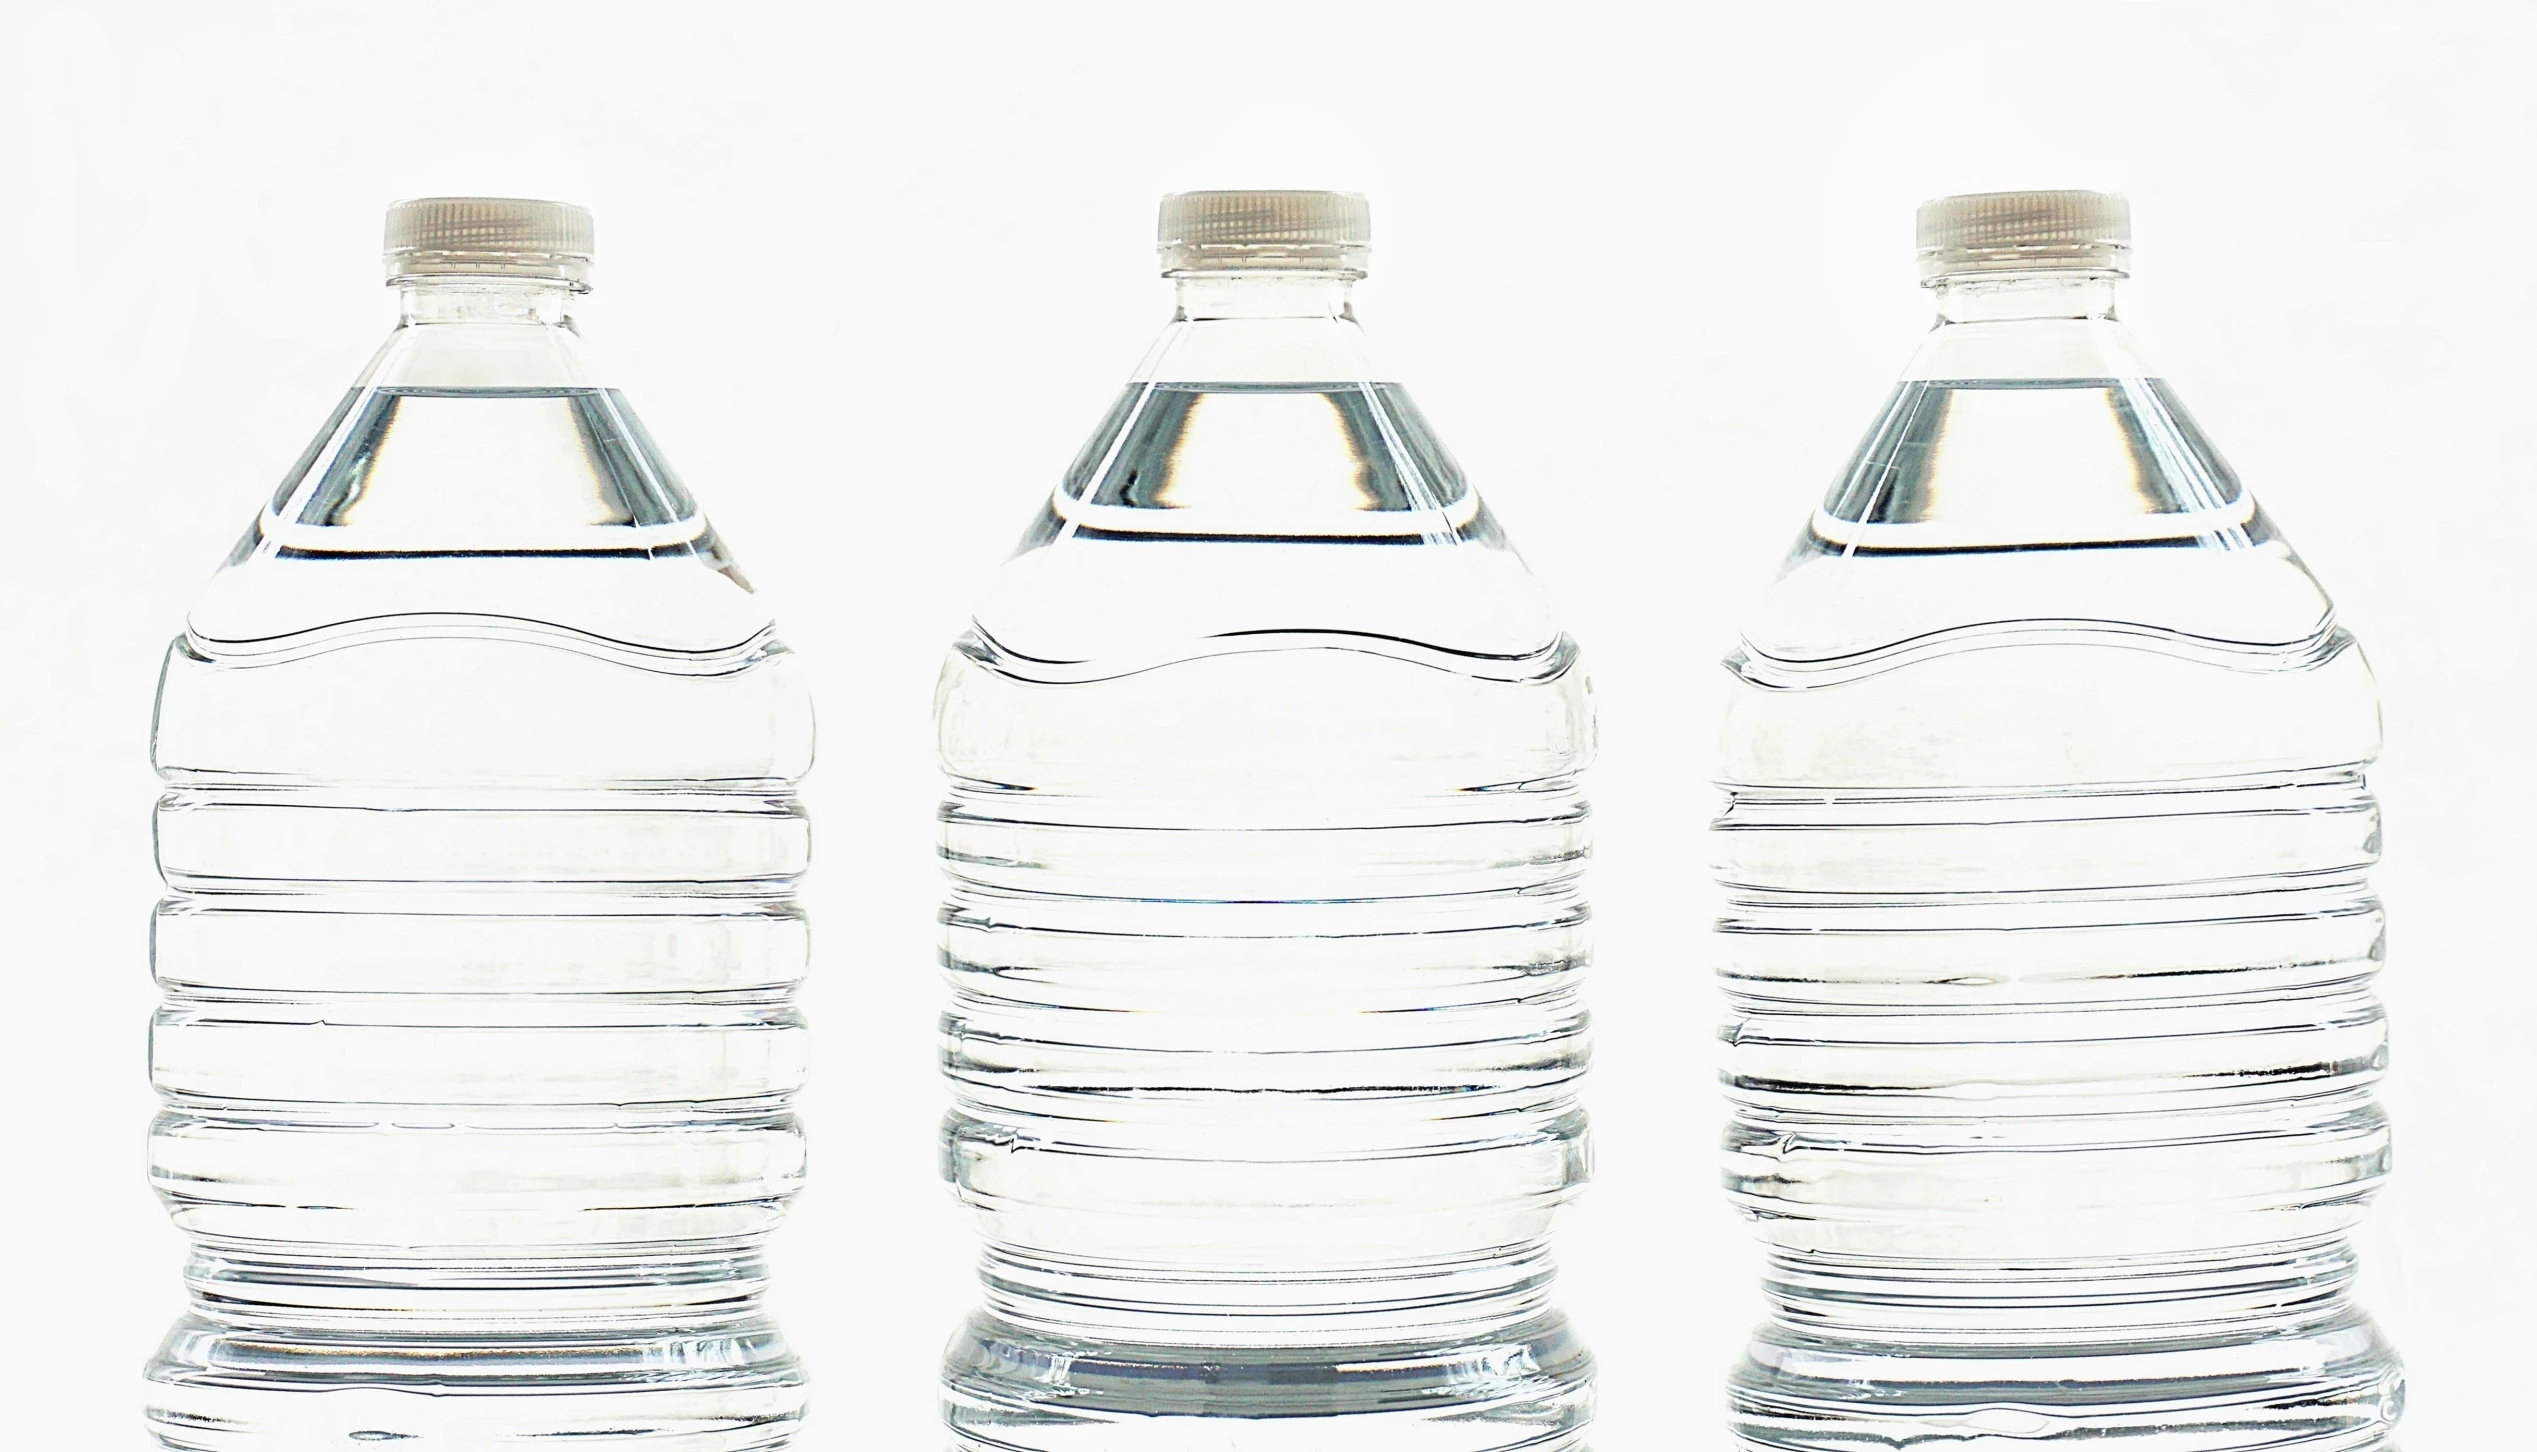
[
  {"xmin": 1157, "ymin": 190, "xmax": 1372, "ymax": 277},
  {"xmin": 1915, "ymin": 189, "xmax": 2130, "ymax": 284},
  {"xmin": 385, "ymin": 197, "xmax": 595, "ymax": 289}
]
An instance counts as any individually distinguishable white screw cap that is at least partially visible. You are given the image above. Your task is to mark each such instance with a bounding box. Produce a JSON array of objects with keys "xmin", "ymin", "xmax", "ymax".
[
  {"xmin": 1916, "ymin": 190, "xmax": 2130, "ymax": 283},
  {"xmin": 1158, "ymin": 190, "xmax": 1371, "ymax": 275},
  {"xmin": 385, "ymin": 197, "xmax": 595, "ymax": 287}
]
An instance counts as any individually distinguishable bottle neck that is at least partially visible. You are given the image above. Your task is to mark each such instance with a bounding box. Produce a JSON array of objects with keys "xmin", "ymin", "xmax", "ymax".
[
  {"xmin": 1170, "ymin": 270, "xmax": 1357, "ymax": 321},
  {"xmin": 368, "ymin": 276, "xmax": 596, "ymax": 391},
  {"xmin": 395, "ymin": 275, "xmax": 581, "ymax": 327},
  {"xmin": 1906, "ymin": 270, "xmax": 2151, "ymax": 382},
  {"xmin": 1929, "ymin": 271, "xmax": 2120, "ymax": 323},
  {"xmin": 1138, "ymin": 269, "xmax": 1377, "ymax": 385}
]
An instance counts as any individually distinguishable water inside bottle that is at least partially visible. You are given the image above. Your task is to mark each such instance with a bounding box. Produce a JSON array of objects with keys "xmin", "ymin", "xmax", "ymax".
[
  {"xmin": 1717, "ymin": 370, "xmax": 2399, "ymax": 1450},
  {"xmin": 149, "ymin": 369, "xmax": 812, "ymax": 1449},
  {"xmin": 937, "ymin": 372, "xmax": 1596, "ymax": 1451}
]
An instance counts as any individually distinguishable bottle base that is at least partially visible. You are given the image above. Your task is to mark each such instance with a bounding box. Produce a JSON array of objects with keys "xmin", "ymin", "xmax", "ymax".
[
  {"xmin": 145, "ymin": 1315, "xmax": 805, "ymax": 1450},
  {"xmin": 942, "ymin": 1308, "xmax": 1591, "ymax": 1451},
  {"xmin": 1730, "ymin": 1309, "xmax": 2401, "ymax": 1451}
]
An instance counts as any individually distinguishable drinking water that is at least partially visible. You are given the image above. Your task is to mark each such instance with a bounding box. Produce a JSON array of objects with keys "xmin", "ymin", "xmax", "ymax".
[
  {"xmin": 934, "ymin": 191, "xmax": 1596, "ymax": 1450},
  {"xmin": 146, "ymin": 199, "xmax": 812, "ymax": 1450},
  {"xmin": 1715, "ymin": 191, "xmax": 2400, "ymax": 1450}
]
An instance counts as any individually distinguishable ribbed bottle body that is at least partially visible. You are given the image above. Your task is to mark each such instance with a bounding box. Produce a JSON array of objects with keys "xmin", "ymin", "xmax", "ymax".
[
  {"xmin": 938, "ymin": 630, "xmax": 1592, "ymax": 1451},
  {"xmin": 148, "ymin": 630, "xmax": 811, "ymax": 1450},
  {"xmin": 1715, "ymin": 358, "xmax": 2399, "ymax": 1450},
  {"xmin": 145, "ymin": 277, "xmax": 813, "ymax": 1449},
  {"xmin": 935, "ymin": 320, "xmax": 1597, "ymax": 1447}
]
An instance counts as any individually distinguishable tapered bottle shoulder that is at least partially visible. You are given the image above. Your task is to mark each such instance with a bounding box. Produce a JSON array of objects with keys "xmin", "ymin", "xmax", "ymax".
[
  {"xmin": 942, "ymin": 378, "xmax": 1588, "ymax": 793},
  {"xmin": 1723, "ymin": 373, "xmax": 2378, "ymax": 789},
  {"xmin": 162, "ymin": 381, "xmax": 810, "ymax": 785}
]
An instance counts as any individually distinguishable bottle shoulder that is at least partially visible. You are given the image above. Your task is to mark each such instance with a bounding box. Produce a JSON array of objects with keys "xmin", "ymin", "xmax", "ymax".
[
  {"xmin": 1723, "ymin": 369, "xmax": 2378, "ymax": 789},
  {"xmin": 972, "ymin": 379, "xmax": 1565, "ymax": 665},
  {"xmin": 164, "ymin": 329, "xmax": 808, "ymax": 783},
  {"xmin": 190, "ymin": 381, "xmax": 771, "ymax": 653},
  {"xmin": 1740, "ymin": 375, "xmax": 2341, "ymax": 666}
]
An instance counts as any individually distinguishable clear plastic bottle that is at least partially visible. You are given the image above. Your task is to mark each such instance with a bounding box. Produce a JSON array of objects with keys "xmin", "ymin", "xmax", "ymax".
[
  {"xmin": 146, "ymin": 198, "xmax": 813, "ymax": 1450},
  {"xmin": 1714, "ymin": 191, "xmax": 2400, "ymax": 1449},
  {"xmin": 933, "ymin": 191, "xmax": 1596, "ymax": 1451}
]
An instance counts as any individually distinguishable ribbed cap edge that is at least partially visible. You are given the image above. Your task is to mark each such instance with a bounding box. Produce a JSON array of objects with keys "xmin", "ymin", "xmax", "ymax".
[
  {"xmin": 385, "ymin": 197, "xmax": 595, "ymax": 286},
  {"xmin": 1916, "ymin": 189, "xmax": 2130, "ymax": 282},
  {"xmin": 1158, "ymin": 190, "xmax": 1371, "ymax": 274}
]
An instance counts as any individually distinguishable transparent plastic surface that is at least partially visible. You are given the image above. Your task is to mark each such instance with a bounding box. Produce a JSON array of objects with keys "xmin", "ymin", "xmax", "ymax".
[
  {"xmin": 935, "ymin": 270, "xmax": 1594, "ymax": 1450},
  {"xmin": 147, "ymin": 278, "xmax": 812, "ymax": 1450},
  {"xmin": 1716, "ymin": 273, "xmax": 2398, "ymax": 1449}
]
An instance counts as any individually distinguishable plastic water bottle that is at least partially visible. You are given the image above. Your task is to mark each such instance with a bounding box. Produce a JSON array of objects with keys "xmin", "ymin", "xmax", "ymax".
[
  {"xmin": 146, "ymin": 199, "xmax": 813, "ymax": 1449},
  {"xmin": 1714, "ymin": 191, "xmax": 2400, "ymax": 1449},
  {"xmin": 933, "ymin": 191, "xmax": 1596, "ymax": 1450}
]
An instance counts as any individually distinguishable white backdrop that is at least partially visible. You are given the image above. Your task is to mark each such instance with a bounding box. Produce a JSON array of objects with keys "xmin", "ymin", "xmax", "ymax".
[{"xmin": 3, "ymin": 1, "xmax": 2527, "ymax": 1445}]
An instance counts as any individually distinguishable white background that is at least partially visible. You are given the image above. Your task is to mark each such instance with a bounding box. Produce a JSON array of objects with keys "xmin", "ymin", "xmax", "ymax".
[{"xmin": 2, "ymin": 1, "xmax": 2528, "ymax": 1445}]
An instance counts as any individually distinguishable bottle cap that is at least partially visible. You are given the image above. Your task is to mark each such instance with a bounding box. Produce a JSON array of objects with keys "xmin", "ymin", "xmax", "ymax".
[
  {"xmin": 385, "ymin": 197, "xmax": 595, "ymax": 287},
  {"xmin": 1158, "ymin": 190, "xmax": 1371, "ymax": 275},
  {"xmin": 1916, "ymin": 190, "xmax": 2129, "ymax": 282}
]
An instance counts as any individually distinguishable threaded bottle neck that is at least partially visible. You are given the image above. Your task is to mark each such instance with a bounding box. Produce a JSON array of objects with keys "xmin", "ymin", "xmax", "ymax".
[
  {"xmin": 1172, "ymin": 270, "xmax": 1356, "ymax": 321},
  {"xmin": 397, "ymin": 275, "xmax": 578, "ymax": 327},
  {"xmin": 1932, "ymin": 271, "xmax": 2120, "ymax": 324}
]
